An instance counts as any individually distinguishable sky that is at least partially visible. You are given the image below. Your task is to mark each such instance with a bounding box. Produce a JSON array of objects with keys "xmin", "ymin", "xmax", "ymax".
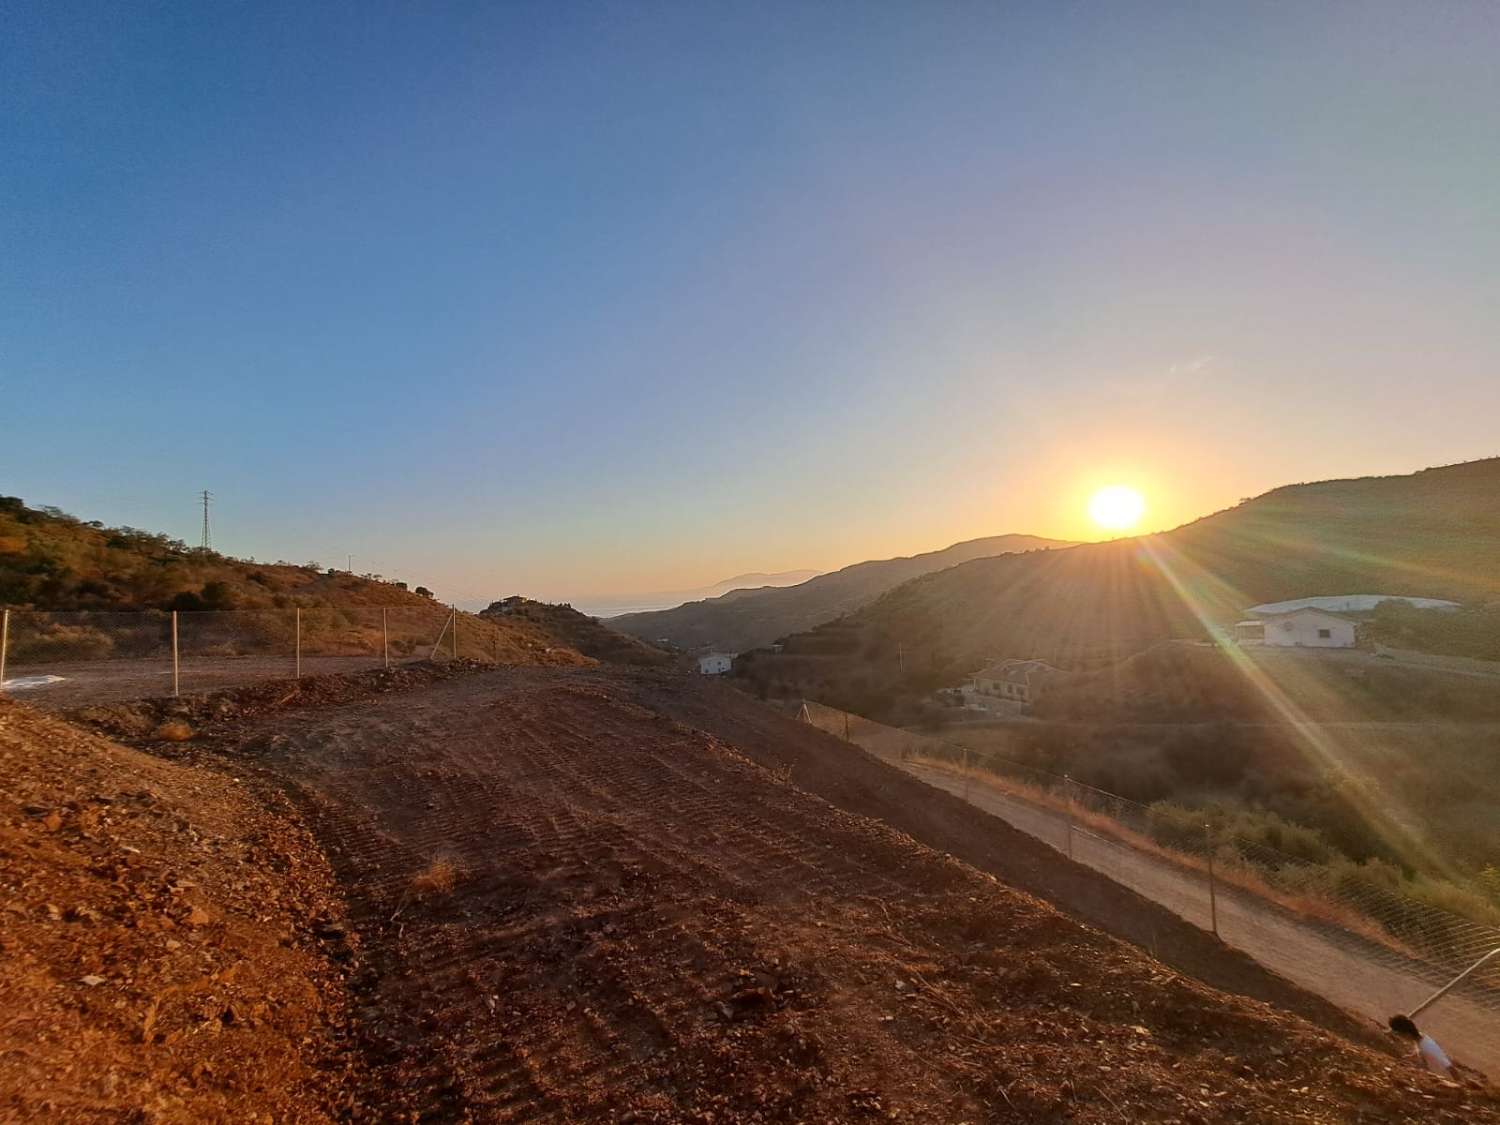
[{"xmin": 5, "ymin": 1, "xmax": 1498, "ymax": 607}]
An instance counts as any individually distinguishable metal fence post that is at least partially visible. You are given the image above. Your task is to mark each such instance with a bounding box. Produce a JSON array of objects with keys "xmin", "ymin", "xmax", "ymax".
[
  {"xmin": 171, "ymin": 611, "xmax": 180, "ymax": 697},
  {"xmin": 382, "ymin": 608, "xmax": 389, "ymax": 669},
  {"xmin": 0, "ymin": 608, "xmax": 8, "ymax": 690},
  {"xmin": 295, "ymin": 607, "xmax": 302, "ymax": 680},
  {"xmin": 451, "ymin": 605, "xmax": 459, "ymax": 661},
  {"xmin": 1205, "ymin": 823, "xmax": 1219, "ymax": 937},
  {"xmin": 1064, "ymin": 774, "xmax": 1075, "ymax": 860}
]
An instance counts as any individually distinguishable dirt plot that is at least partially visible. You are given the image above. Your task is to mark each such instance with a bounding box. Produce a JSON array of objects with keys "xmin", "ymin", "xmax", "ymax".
[
  {"xmin": 0, "ymin": 702, "xmax": 354, "ymax": 1121},
  {"xmin": 206, "ymin": 666, "xmax": 1495, "ymax": 1122}
]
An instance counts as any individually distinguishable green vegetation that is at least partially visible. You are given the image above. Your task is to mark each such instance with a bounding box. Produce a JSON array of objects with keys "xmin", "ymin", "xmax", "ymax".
[{"xmin": 0, "ymin": 498, "xmax": 586, "ymax": 666}]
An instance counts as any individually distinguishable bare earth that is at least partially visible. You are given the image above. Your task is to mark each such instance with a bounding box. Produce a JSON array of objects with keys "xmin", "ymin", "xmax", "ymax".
[{"xmin": 5, "ymin": 664, "xmax": 1497, "ymax": 1121}]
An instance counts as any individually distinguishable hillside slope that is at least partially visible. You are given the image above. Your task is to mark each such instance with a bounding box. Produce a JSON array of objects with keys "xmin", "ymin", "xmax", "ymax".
[
  {"xmin": 611, "ymin": 533, "xmax": 1070, "ymax": 652},
  {"xmin": 481, "ymin": 598, "xmax": 673, "ymax": 666},
  {"xmin": 739, "ymin": 459, "xmax": 1500, "ymax": 709},
  {"xmin": 0, "ymin": 498, "xmax": 592, "ymax": 671}
]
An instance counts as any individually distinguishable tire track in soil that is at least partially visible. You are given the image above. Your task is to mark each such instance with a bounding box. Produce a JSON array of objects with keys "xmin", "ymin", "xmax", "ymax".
[{"xmin": 230, "ymin": 667, "xmax": 1500, "ymax": 1123}]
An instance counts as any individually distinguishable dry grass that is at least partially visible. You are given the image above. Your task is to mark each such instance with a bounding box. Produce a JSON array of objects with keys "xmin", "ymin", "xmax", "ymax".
[
  {"xmin": 410, "ymin": 856, "xmax": 462, "ymax": 899},
  {"xmin": 152, "ymin": 720, "xmax": 194, "ymax": 742}
]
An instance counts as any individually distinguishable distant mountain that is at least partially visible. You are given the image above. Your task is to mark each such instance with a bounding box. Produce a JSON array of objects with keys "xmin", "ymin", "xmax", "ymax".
[
  {"xmin": 736, "ymin": 459, "xmax": 1500, "ymax": 714},
  {"xmin": 610, "ymin": 534, "xmax": 1071, "ymax": 653},
  {"xmin": 575, "ymin": 570, "xmax": 821, "ymax": 618}
]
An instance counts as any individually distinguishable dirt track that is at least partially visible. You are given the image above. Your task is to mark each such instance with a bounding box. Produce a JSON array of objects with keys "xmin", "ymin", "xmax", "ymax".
[
  {"xmin": 903, "ymin": 760, "xmax": 1500, "ymax": 1075},
  {"xmin": 215, "ymin": 666, "xmax": 1493, "ymax": 1121}
]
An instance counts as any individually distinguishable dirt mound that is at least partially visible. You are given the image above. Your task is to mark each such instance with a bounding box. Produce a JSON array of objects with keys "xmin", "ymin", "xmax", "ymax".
[
  {"xmin": 215, "ymin": 667, "xmax": 1496, "ymax": 1121},
  {"xmin": 0, "ymin": 700, "xmax": 353, "ymax": 1120}
]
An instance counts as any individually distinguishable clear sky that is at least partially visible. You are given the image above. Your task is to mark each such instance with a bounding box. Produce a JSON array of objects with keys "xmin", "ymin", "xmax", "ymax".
[{"xmin": 5, "ymin": 2, "xmax": 1498, "ymax": 606}]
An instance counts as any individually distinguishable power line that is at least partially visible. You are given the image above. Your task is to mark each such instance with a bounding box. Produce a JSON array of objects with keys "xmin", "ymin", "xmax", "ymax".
[{"xmin": 199, "ymin": 490, "xmax": 213, "ymax": 552}]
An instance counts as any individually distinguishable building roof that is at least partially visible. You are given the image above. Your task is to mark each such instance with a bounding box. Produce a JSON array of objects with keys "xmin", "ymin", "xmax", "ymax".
[
  {"xmin": 1255, "ymin": 606, "xmax": 1358, "ymax": 626},
  {"xmin": 973, "ymin": 658, "xmax": 1061, "ymax": 685},
  {"xmin": 1246, "ymin": 595, "xmax": 1459, "ymax": 617}
]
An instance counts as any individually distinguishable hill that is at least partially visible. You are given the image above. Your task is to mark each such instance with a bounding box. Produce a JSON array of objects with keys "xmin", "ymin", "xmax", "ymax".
[
  {"xmin": 737, "ymin": 459, "xmax": 1500, "ymax": 712},
  {"xmin": 577, "ymin": 569, "xmax": 821, "ymax": 618},
  {"xmin": 0, "ymin": 497, "xmax": 588, "ymax": 669},
  {"xmin": 480, "ymin": 597, "xmax": 673, "ymax": 666},
  {"xmin": 610, "ymin": 533, "xmax": 1071, "ymax": 653}
]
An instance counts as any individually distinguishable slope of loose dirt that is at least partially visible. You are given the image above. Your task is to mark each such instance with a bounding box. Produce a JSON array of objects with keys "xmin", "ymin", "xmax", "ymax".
[
  {"xmin": 214, "ymin": 667, "xmax": 1494, "ymax": 1122},
  {"xmin": 0, "ymin": 701, "xmax": 354, "ymax": 1121}
]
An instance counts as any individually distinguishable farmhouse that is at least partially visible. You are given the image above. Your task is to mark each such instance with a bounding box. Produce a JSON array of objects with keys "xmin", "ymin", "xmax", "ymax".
[
  {"xmin": 1240, "ymin": 593, "xmax": 1460, "ymax": 650},
  {"xmin": 1253, "ymin": 607, "xmax": 1357, "ymax": 648},
  {"xmin": 970, "ymin": 658, "xmax": 1062, "ymax": 706},
  {"xmin": 696, "ymin": 652, "xmax": 735, "ymax": 675}
]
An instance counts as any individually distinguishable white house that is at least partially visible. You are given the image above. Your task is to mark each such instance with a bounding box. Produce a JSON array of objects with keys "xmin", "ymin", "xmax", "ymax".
[
  {"xmin": 1256, "ymin": 607, "xmax": 1357, "ymax": 648},
  {"xmin": 696, "ymin": 652, "xmax": 735, "ymax": 675}
]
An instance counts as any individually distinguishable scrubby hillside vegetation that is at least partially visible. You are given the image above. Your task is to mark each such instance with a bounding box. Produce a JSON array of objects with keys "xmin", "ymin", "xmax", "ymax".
[
  {"xmin": 611, "ymin": 533, "xmax": 1070, "ymax": 653},
  {"xmin": 739, "ymin": 459, "xmax": 1500, "ymax": 712},
  {"xmin": 0, "ymin": 496, "xmax": 448, "ymax": 612},
  {"xmin": 480, "ymin": 598, "xmax": 672, "ymax": 666},
  {"xmin": 0, "ymin": 498, "xmax": 585, "ymax": 667}
]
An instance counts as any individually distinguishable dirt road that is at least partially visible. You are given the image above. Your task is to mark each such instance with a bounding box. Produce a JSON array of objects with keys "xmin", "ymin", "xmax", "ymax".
[
  {"xmin": 903, "ymin": 761, "xmax": 1500, "ymax": 1075},
  {"xmin": 215, "ymin": 666, "xmax": 1491, "ymax": 1121}
]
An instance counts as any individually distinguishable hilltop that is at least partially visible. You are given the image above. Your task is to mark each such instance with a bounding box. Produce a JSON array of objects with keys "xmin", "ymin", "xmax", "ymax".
[
  {"xmin": 0, "ymin": 497, "xmax": 591, "ymax": 670},
  {"xmin": 611, "ymin": 533, "xmax": 1070, "ymax": 653},
  {"xmin": 737, "ymin": 459, "xmax": 1500, "ymax": 711}
]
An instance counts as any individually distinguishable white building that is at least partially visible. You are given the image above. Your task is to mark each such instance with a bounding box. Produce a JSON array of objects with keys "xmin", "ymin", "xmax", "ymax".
[
  {"xmin": 696, "ymin": 652, "xmax": 735, "ymax": 675},
  {"xmin": 966, "ymin": 659, "xmax": 1062, "ymax": 709},
  {"xmin": 1255, "ymin": 607, "xmax": 1357, "ymax": 648}
]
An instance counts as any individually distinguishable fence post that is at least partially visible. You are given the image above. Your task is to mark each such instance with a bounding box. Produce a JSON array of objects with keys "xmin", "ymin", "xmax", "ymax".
[
  {"xmin": 843, "ymin": 710, "xmax": 850, "ymax": 742},
  {"xmin": 1064, "ymin": 774, "xmax": 1075, "ymax": 860},
  {"xmin": 451, "ymin": 606, "xmax": 459, "ymax": 660},
  {"xmin": 171, "ymin": 611, "xmax": 180, "ymax": 697},
  {"xmin": 382, "ymin": 608, "xmax": 389, "ymax": 669},
  {"xmin": 0, "ymin": 608, "xmax": 8, "ymax": 690},
  {"xmin": 295, "ymin": 607, "xmax": 302, "ymax": 680},
  {"xmin": 962, "ymin": 747, "xmax": 973, "ymax": 801},
  {"xmin": 1205, "ymin": 823, "xmax": 1219, "ymax": 937}
]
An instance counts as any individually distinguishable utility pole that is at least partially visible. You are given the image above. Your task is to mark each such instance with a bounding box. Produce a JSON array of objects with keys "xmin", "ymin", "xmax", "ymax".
[
  {"xmin": 347, "ymin": 554, "xmax": 353, "ymax": 573},
  {"xmin": 199, "ymin": 490, "xmax": 213, "ymax": 552}
]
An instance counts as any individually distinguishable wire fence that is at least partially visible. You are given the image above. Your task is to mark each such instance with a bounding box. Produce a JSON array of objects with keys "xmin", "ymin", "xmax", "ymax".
[
  {"xmin": 792, "ymin": 698, "xmax": 1500, "ymax": 1074},
  {"xmin": 0, "ymin": 606, "xmax": 497, "ymax": 709}
]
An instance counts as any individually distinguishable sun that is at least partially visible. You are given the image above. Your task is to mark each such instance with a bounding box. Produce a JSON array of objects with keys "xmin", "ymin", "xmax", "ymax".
[{"xmin": 1088, "ymin": 485, "xmax": 1146, "ymax": 532}]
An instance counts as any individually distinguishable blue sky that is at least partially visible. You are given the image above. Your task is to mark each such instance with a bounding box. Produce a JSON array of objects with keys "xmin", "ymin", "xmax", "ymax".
[{"xmin": 5, "ymin": 1, "xmax": 1498, "ymax": 605}]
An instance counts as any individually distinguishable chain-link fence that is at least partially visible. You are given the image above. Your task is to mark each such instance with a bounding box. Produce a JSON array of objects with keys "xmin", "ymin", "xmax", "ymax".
[
  {"xmin": 792, "ymin": 698, "xmax": 1500, "ymax": 1074},
  {"xmin": 0, "ymin": 606, "xmax": 503, "ymax": 709}
]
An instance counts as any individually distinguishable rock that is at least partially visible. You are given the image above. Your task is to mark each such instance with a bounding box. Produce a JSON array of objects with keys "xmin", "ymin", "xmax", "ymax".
[{"xmin": 80, "ymin": 975, "xmax": 106, "ymax": 987}]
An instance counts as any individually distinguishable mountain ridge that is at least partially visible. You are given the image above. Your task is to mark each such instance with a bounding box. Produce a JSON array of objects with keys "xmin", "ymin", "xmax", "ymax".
[{"xmin": 611, "ymin": 533, "xmax": 1072, "ymax": 652}]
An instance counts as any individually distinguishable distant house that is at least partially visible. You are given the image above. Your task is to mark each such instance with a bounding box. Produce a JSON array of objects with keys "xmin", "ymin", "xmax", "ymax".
[
  {"xmin": 1240, "ymin": 594, "xmax": 1459, "ymax": 650},
  {"xmin": 1254, "ymin": 607, "xmax": 1357, "ymax": 648},
  {"xmin": 696, "ymin": 652, "xmax": 735, "ymax": 675},
  {"xmin": 969, "ymin": 659, "xmax": 1062, "ymax": 708}
]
